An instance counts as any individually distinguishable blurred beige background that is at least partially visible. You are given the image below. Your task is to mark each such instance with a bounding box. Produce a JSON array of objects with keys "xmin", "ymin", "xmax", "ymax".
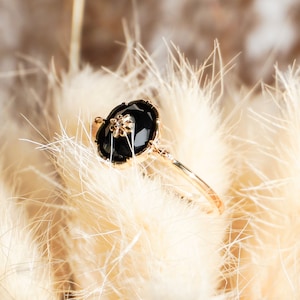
[{"xmin": 0, "ymin": 0, "xmax": 299, "ymax": 88}]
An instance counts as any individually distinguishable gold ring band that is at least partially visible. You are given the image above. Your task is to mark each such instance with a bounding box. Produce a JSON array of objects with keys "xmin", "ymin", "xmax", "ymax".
[{"xmin": 149, "ymin": 142, "xmax": 224, "ymax": 214}]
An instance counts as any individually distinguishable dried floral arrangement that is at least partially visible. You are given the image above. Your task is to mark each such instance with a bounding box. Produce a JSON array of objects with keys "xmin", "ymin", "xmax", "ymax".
[{"xmin": 0, "ymin": 1, "xmax": 300, "ymax": 299}]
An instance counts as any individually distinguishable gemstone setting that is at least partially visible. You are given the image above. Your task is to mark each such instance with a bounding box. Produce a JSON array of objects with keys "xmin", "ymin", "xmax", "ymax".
[{"xmin": 95, "ymin": 100, "xmax": 159, "ymax": 163}]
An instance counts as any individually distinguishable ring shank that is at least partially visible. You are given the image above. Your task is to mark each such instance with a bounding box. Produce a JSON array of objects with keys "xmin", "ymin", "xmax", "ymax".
[
  {"xmin": 151, "ymin": 147, "xmax": 224, "ymax": 215},
  {"xmin": 172, "ymin": 159, "xmax": 224, "ymax": 214}
]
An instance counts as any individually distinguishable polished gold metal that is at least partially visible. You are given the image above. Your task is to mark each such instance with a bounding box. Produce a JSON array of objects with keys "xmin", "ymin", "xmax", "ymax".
[
  {"xmin": 148, "ymin": 141, "xmax": 224, "ymax": 214},
  {"xmin": 93, "ymin": 104, "xmax": 224, "ymax": 215},
  {"xmin": 109, "ymin": 114, "xmax": 134, "ymax": 138},
  {"xmin": 92, "ymin": 117, "xmax": 104, "ymax": 139}
]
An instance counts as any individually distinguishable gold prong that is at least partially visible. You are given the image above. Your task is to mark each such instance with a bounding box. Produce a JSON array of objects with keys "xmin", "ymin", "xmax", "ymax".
[
  {"xmin": 92, "ymin": 117, "xmax": 104, "ymax": 139},
  {"xmin": 94, "ymin": 117, "xmax": 104, "ymax": 124}
]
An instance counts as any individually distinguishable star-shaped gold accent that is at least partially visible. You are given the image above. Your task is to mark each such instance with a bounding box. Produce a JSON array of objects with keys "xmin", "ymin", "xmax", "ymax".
[{"xmin": 109, "ymin": 114, "xmax": 134, "ymax": 138}]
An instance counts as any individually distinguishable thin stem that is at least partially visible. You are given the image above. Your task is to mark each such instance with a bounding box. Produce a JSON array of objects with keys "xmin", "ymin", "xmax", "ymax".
[{"xmin": 69, "ymin": 0, "xmax": 85, "ymax": 74}]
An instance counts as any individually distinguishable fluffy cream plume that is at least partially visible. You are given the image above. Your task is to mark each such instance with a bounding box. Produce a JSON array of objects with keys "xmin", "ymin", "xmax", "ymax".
[
  {"xmin": 0, "ymin": 102, "xmax": 59, "ymax": 298},
  {"xmin": 0, "ymin": 96, "xmax": 71, "ymax": 297},
  {"xmin": 0, "ymin": 177, "xmax": 58, "ymax": 299},
  {"xmin": 225, "ymin": 66, "xmax": 300, "ymax": 298},
  {"xmin": 49, "ymin": 45, "xmax": 233, "ymax": 299}
]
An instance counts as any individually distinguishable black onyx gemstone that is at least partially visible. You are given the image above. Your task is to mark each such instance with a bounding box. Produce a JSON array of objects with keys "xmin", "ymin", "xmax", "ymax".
[{"xmin": 95, "ymin": 100, "xmax": 158, "ymax": 163}]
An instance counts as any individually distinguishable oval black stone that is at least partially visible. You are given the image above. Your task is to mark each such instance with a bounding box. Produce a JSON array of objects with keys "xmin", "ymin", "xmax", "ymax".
[{"xmin": 95, "ymin": 100, "xmax": 158, "ymax": 163}]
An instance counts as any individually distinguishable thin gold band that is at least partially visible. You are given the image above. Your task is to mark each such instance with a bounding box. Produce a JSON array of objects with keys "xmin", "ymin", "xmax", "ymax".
[
  {"xmin": 172, "ymin": 159, "xmax": 224, "ymax": 214},
  {"xmin": 151, "ymin": 144, "xmax": 224, "ymax": 215}
]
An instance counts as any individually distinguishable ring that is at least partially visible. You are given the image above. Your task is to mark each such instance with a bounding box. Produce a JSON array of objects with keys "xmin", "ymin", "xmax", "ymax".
[{"xmin": 92, "ymin": 100, "xmax": 224, "ymax": 214}]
